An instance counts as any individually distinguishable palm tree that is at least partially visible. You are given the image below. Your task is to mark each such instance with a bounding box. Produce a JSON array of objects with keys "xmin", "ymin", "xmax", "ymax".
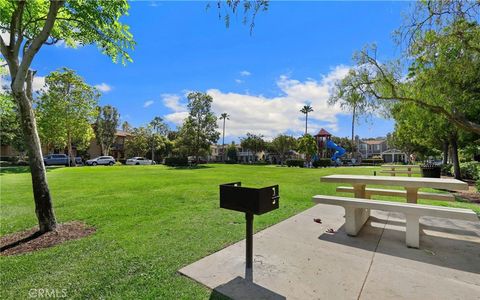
[
  {"xmin": 219, "ymin": 113, "xmax": 230, "ymax": 162},
  {"xmin": 149, "ymin": 116, "xmax": 165, "ymax": 165},
  {"xmin": 300, "ymin": 105, "xmax": 314, "ymax": 135},
  {"xmin": 121, "ymin": 121, "xmax": 131, "ymax": 133}
]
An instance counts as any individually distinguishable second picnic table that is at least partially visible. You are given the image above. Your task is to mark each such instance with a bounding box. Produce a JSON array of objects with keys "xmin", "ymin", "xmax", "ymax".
[{"xmin": 320, "ymin": 175, "xmax": 468, "ymax": 203}]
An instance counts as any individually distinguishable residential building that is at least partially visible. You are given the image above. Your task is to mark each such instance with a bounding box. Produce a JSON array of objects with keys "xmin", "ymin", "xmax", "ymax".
[
  {"xmin": 357, "ymin": 138, "xmax": 388, "ymax": 159},
  {"xmin": 208, "ymin": 144, "xmax": 264, "ymax": 163}
]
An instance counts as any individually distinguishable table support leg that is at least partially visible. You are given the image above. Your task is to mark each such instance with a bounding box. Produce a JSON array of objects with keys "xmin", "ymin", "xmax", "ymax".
[
  {"xmin": 405, "ymin": 214, "xmax": 420, "ymax": 248},
  {"xmin": 405, "ymin": 187, "xmax": 419, "ymax": 204},
  {"xmin": 345, "ymin": 206, "xmax": 370, "ymax": 236}
]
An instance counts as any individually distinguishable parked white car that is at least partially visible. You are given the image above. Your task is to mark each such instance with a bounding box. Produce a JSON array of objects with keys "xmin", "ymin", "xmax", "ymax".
[
  {"xmin": 86, "ymin": 156, "xmax": 116, "ymax": 166},
  {"xmin": 126, "ymin": 157, "xmax": 155, "ymax": 165}
]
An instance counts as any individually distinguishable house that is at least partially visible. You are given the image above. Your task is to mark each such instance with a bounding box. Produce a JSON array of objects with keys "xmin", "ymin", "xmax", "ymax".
[
  {"xmin": 208, "ymin": 144, "xmax": 264, "ymax": 163},
  {"xmin": 86, "ymin": 130, "xmax": 131, "ymax": 160},
  {"xmin": 357, "ymin": 138, "xmax": 388, "ymax": 158}
]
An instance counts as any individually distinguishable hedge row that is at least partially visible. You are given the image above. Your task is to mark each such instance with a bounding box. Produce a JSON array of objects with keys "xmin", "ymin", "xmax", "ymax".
[
  {"xmin": 361, "ymin": 158, "xmax": 384, "ymax": 165},
  {"xmin": 286, "ymin": 159, "xmax": 305, "ymax": 167},
  {"xmin": 313, "ymin": 158, "xmax": 331, "ymax": 168},
  {"xmin": 164, "ymin": 157, "xmax": 189, "ymax": 167}
]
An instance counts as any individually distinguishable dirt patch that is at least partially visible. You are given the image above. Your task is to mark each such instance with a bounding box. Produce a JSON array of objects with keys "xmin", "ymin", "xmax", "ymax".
[
  {"xmin": 454, "ymin": 180, "xmax": 480, "ymax": 204},
  {"xmin": 0, "ymin": 221, "xmax": 95, "ymax": 256}
]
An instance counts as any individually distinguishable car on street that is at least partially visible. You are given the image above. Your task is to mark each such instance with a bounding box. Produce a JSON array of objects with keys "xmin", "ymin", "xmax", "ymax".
[
  {"xmin": 86, "ymin": 156, "xmax": 116, "ymax": 166},
  {"xmin": 44, "ymin": 154, "xmax": 69, "ymax": 166},
  {"xmin": 126, "ymin": 157, "xmax": 155, "ymax": 165}
]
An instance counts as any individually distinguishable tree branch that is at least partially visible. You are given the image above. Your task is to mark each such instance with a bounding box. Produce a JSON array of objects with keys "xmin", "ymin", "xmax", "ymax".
[{"xmin": 13, "ymin": 0, "xmax": 64, "ymax": 91}]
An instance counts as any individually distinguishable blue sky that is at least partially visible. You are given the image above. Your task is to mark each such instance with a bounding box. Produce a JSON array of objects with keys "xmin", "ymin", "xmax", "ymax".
[{"xmin": 29, "ymin": 1, "xmax": 412, "ymax": 142}]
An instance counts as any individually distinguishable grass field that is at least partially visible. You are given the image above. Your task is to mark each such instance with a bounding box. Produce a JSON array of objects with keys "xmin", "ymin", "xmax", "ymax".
[{"xmin": 1, "ymin": 164, "xmax": 478, "ymax": 299}]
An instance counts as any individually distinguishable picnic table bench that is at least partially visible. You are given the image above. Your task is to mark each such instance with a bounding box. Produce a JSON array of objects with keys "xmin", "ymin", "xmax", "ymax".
[
  {"xmin": 380, "ymin": 164, "xmax": 420, "ymax": 177},
  {"xmin": 313, "ymin": 175, "xmax": 474, "ymax": 248}
]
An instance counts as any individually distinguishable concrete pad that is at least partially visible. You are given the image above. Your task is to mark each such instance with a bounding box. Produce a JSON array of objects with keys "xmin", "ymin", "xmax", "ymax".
[{"xmin": 179, "ymin": 204, "xmax": 480, "ymax": 299}]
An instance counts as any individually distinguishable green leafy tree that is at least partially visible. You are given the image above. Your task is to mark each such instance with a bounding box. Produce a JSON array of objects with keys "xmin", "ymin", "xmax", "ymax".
[
  {"xmin": 94, "ymin": 105, "xmax": 120, "ymax": 156},
  {"xmin": 0, "ymin": 0, "xmax": 134, "ymax": 232},
  {"xmin": 124, "ymin": 127, "xmax": 150, "ymax": 158},
  {"xmin": 226, "ymin": 142, "xmax": 238, "ymax": 162},
  {"xmin": 148, "ymin": 116, "xmax": 168, "ymax": 163},
  {"xmin": 300, "ymin": 105, "xmax": 314, "ymax": 135},
  {"xmin": 176, "ymin": 92, "xmax": 220, "ymax": 162},
  {"xmin": 271, "ymin": 134, "xmax": 297, "ymax": 165},
  {"xmin": 121, "ymin": 121, "xmax": 132, "ymax": 133},
  {"xmin": 36, "ymin": 68, "xmax": 98, "ymax": 167},
  {"xmin": 331, "ymin": 1, "xmax": 480, "ymax": 135},
  {"xmin": 297, "ymin": 134, "xmax": 317, "ymax": 164},
  {"xmin": 0, "ymin": 93, "xmax": 25, "ymax": 156},
  {"xmin": 240, "ymin": 133, "xmax": 266, "ymax": 162}
]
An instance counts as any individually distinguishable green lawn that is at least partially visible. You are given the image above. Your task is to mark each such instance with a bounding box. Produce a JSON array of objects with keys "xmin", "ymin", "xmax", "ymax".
[{"xmin": 1, "ymin": 164, "xmax": 478, "ymax": 299}]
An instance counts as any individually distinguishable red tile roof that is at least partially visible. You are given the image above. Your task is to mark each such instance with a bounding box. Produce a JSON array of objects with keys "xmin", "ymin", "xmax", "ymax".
[{"xmin": 314, "ymin": 128, "xmax": 331, "ymax": 137}]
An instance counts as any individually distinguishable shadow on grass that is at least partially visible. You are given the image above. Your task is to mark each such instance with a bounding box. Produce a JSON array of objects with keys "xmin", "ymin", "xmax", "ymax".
[{"xmin": 0, "ymin": 166, "xmax": 63, "ymax": 175}]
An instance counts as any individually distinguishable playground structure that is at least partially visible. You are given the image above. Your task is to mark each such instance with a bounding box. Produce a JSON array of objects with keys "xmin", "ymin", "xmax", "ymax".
[{"xmin": 314, "ymin": 128, "xmax": 346, "ymax": 161}]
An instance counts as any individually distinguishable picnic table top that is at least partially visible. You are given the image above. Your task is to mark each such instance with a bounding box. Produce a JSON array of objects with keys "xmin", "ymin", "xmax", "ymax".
[{"xmin": 320, "ymin": 174, "xmax": 468, "ymax": 191}]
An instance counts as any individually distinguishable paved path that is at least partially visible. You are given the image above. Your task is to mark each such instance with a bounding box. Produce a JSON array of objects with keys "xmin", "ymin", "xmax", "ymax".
[{"xmin": 179, "ymin": 204, "xmax": 480, "ymax": 300}]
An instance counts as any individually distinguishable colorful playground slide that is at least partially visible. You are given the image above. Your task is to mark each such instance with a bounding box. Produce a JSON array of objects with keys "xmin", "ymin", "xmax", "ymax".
[{"xmin": 326, "ymin": 139, "xmax": 346, "ymax": 161}]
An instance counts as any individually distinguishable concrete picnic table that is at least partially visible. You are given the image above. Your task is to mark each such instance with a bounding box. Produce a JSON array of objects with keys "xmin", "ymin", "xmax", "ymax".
[
  {"xmin": 320, "ymin": 175, "xmax": 468, "ymax": 203},
  {"xmin": 380, "ymin": 165, "xmax": 420, "ymax": 177}
]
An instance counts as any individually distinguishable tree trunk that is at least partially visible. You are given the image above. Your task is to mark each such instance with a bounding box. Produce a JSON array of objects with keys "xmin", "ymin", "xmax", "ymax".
[
  {"xmin": 67, "ymin": 133, "xmax": 76, "ymax": 167},
  {"xmin": 449, "ymin": 132, "xmax": 461, "ymax": 180},
  {"xmin": 222, "ymin": 119, "xmax": 226, "ymax": 162},
  {"xmin": 305, "ymin": 114, "xmax": 308, "ymax": 135},
  {"xmin": 442, "ymin": 140, "xmax": 449, "ymax": 165},
  {"xmin": 351, "ymin": 105, "xmax": 356, "ymax": 156},
  {"xmin": 13, "ymin": 84, "xmax": 57, "ymax": 233}
]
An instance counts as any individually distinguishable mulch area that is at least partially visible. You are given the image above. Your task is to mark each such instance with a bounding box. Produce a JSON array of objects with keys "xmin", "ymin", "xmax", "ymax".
[
  {"xmin": 0, "ymin": 221, "xmax": 95, "ymax": 256},
  {"xmin": 454, "ymin": 179, "xmax": 480, "ymax": 204}
]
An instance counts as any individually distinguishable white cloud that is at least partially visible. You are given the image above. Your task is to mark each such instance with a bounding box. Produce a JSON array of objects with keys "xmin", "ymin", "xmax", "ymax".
[
  {"xmin": 162, "ymin": 94, "xmax": 183, "ymax": 112},
  {"xmin": 95, "ymin": 83, "xmax": 112, "ymax": 93},
  {"xmin": 1, "ymin": 31, "xmax": 10, "ymax": 46},
  {"xmin": 32, "ymin": 76, "xmax": 46, "ymax": 92},
  {"xmin": 163, "ymin": 65, "xmax": 351, "ymax": 140},
  {"xmin": 143, "ymin": 100, "xmax": 154, "ymax": 108},
  {"xmin": 235, "ymin": 79, "xmax": 243, "ymax": 84},
  {"xmin": 240, "ymin": 70, "xmax": 251, "ymax": 77}
]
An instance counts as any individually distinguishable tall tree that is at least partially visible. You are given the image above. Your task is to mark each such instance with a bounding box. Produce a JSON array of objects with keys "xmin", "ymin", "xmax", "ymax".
[
  {"xmin": 94, "ymin": 105, "xmax": 119, "ymax": 156},
  {"xmin": 176, "ymin": 92, "xmax": 220, "ymax": 162},
  {"xmin": 219, "ymin": 113, "xmax": 230, "ymax": 162},
  {"xmin": 297, "ymin": 134, "xmax": 317, "ymax": 165},
  {"xmin": 149, "ymin": 116, "xmax": 168, "ymax": 163},
  {"xmin": 271, "ymin": 134, "xmax": 297, "ymax": 165},
  {"xmin": 331, "ymin": 1, "xmax": 480, "ymax": 135},
  {"xmin": 0, "ymin": 0, "xmax": 134, "ymax": 232},
  {"xmin": 121, "ymin": 121, "xmax": 132, "ymax": 133},
  {"xmin": 240, "ymin": 133, "xmax": 266, "ymax": 162},
  {"xmin": 37, "ymin": 68, "xmax": 98, "ymax": 167},
  {"xmin": 124, "ymin": 127, "xmax": 150, "ymax": 158},
  {"xmin": 300, "ymin": 105, "xmax": 313, "ymax": 135},
  {"xmin": 329, "ymin": 87, "xmax": 369, "ymax": 155}
]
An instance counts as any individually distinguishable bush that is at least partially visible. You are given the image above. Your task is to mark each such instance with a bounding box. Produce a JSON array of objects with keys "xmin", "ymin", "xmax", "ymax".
[
  {"xmin": 476, "ymin": 178, "xmax": 480, "ymax": 194},
  {"xmin": 440, "ymin": 163, "xmax": 453, "ymax": 176},
  {"xmin": 253, "ymin": 161, "xmax": 269, "ymax": 165},
  {"xmin": 361, "ymin": 158, "xmax": 384, "ymax": 165},
  {"xmin": 313, "ymin": 158, "xmax": 331, "ymax": 168},
  {"xmin": 164, "ymin": 157, "xmax": 189, "ymax": 167},
  {"xmin": 286, "ymin": 159, "xmax": 305, "ymax": 167},
  {"xmin": 452, "ymin": 161, "xmax": 480, "ymax": 180}
]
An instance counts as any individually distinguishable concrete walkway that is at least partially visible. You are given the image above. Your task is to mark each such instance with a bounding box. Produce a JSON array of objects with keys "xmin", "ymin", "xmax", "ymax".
[{"xmin": 179, "ymin": 204, "xmax": 480, "ymax": 300}]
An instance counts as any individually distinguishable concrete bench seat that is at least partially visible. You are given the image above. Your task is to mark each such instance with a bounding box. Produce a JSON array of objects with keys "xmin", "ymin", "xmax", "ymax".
[
  {"xmin": 312, "ymin": 195, "xmax": 478, "ymax": 248},
  {"xmin": 336, "ymin": 186, "xmax": 455, "ymax": 202}
]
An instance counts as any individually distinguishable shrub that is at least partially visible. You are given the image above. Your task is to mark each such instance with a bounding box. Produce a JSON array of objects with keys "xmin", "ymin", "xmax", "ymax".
[
  {"xmin": 476, "ymin": 177, "xmax": 480, "ymax": 194},
  {"xmin": 440, "ymin": 163, "xmax": 453, "ymax": 176},
  {"xmin": 164, "ymin": 157, "xmax": 189, "ymax": 167},
  {"xmin": 452, "ymin": 161, "xmax": 480, "ymax": 180},
  {"xmin": 313, "ymin": 158, "xmax": 331, "ymax": 168},
  {"xmin": 253, "ymin": 161, "xmax": 269, "ymax": 165},
  {"xmin": 286, "ymin": 159, "xmax": 305, "ymax": 167},
  {"xmin": 361, "ymin": 158, "xmax": 384, "ymax": 165}
]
